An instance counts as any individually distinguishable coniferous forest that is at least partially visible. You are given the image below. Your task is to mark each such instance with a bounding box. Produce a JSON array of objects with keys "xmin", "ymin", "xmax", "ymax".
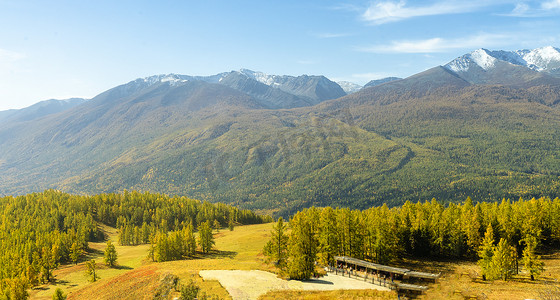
[
  {"xmin": 265, "ymin": 197, "xmax": 560, "ymax": 281},
  {"xmin": 0, "ymin": 190, "xmax": 270, "ymax": 299}
]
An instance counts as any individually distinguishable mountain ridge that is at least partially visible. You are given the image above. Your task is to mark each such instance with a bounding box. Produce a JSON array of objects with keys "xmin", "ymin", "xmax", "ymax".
[{"xmin": 2, "ymin": 47, "xmax": 560, "ymax": 216}]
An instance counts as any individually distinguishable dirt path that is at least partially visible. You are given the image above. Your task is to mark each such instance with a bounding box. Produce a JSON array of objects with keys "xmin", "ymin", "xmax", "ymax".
[{"xmin": 199, "ymin": 270, "xmax": 390, "ymax": 300}]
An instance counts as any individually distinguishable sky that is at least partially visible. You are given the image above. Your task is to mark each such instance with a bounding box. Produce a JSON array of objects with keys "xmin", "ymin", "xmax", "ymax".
[{"xmin": 1, "ymin": 0, "xmax": 560, "ymax": 111}]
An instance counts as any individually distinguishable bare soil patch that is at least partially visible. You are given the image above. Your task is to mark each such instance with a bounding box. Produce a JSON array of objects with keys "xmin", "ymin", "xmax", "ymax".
[{"xmin": 199, "ymin": 270, "xmax": 390, "ymax": 300}]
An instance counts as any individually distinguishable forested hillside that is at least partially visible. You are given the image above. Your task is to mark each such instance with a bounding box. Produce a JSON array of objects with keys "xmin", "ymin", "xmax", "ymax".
[
  {"xmin": 2, "ymin": 62, "xmax": 560, "ymax": 216},
  {"xmin": 0, "ymin": 190, "xmax": 270, "ymax": 299},
  {"xmin": 266, "ymin": 197, "xmax": 560, "ymax": 281}
]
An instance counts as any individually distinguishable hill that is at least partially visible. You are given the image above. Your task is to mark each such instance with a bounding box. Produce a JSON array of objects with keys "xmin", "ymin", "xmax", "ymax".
[{"xmin": 1, "ymin": 48, "xmax": 560, "ymax": 216}]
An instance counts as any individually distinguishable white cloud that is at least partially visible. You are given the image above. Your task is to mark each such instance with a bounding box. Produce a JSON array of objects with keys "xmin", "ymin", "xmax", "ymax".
[
  {"xmin": 542, "ymin": 0, "xmax": 560, "ymax": 9},
  {"xmin": 362, "ymin": 0, "xmax": 493, "ymax": 24},
  {"xmin": 357, "ymin": 33, "xmax": 510, "ymax": 53},
  {"xmin": 0, "ymin": 48, "xmax": 25, "ymax": 62},
  {"xmin": 502, "ymin": 0, "xmax": 560, "ymax": 16},
  {"xmin": 511, "ymin": 2, "xmax": 530, "ymax": 15}
]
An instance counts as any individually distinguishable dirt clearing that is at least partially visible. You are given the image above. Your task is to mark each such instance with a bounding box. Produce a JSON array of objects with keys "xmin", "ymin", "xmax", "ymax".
[{"xmin": 199, "ymin": 270, "xmax": 390, "ymax": 300}]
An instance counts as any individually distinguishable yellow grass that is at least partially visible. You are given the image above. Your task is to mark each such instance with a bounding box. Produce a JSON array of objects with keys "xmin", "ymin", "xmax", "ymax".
[
  {"xmin": 418, "ymin": 253, "xmax": 560, "ymax": 300},
  {"xmin": 28, "ymin": 223, "xmax": 560, "ymax": 300}
]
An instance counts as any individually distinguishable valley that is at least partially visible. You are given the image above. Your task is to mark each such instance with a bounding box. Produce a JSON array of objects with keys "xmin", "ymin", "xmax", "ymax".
[
  {"xmin": 2, "ymin": 49, "xmax": 560, "ymax": 216},
  {"xmin": 2, "ymin": 46, "xmax": 560, "ymax": 299}
]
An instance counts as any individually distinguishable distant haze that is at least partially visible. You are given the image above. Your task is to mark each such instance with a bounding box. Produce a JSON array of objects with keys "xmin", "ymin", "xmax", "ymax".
[{"xmin": 1, "ymin": 1, "xmax": 560, "ymax": 110}]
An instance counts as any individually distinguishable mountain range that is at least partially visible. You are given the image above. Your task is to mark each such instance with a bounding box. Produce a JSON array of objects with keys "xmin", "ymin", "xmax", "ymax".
[{"xmin": 1, "ymin": 46, "xmax": 560, "ymax": 216}]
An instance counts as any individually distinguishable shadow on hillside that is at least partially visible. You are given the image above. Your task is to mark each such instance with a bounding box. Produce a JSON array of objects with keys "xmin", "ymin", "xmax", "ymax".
[
  {"xmin": 83, "ymin": 248, "xmax": 104, "ymax": 260},
  {"xmin": 201, "ymin": 250, "xmax": 238, "ymax": 259},
  {"xmin": 114, "ymin": 265, "xmax": 133, "ymax": 270}
]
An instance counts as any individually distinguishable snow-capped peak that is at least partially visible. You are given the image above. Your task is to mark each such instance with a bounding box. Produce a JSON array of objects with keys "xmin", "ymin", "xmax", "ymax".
[
  {"xmin": 470, "ymin": 49, "xmax": 497, "ymax": 70},
  {"xmin": 141, "ymin": 74, "xmax": 189, "ymax": 86},
  {"xmin": 237, "ymin": 69, "xmax": 279, "ymax": 86},
  {"xmin": 444, "ymin": 46, "xmax": 560, "ymax": 74},
  {"xmin": 337, "ymin": 81, "xmax": 362, "ymax": 94},
  {"xmin": 521, "ymin": 46, "xmax": 560, "ymax": 71},
  {"xmin": 445, "ymin": 48, "xmax": 496, "ymax": 72}
]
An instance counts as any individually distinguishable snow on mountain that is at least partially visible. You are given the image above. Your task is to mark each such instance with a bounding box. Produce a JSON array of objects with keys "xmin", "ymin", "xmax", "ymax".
[
  {"xmin": 141, "ymin": 74, "xmax": 190, "ymax": 86},
  {"xmin": 445, "ymin": 46, "xmax": 560, "ymax": 74},
  {"xmin": 445, "ymin": 49, "xmax": 496, "ymax": 72},
  {"xmin": 237, "ymin": 69, "xmax": 279, "ymax": 86},
  {"xmin": 522, "ymin": 46, "xmax": 560, "ymax": 71},
  {"xmin": 337, "ymin": 81, "xmax": 362, "ymax": 94}
]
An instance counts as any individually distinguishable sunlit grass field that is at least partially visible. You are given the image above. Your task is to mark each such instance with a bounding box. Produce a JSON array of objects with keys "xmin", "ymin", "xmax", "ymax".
[{"xmin": 28, "ymin": 223, "xmax": 560, "ymax": 299}]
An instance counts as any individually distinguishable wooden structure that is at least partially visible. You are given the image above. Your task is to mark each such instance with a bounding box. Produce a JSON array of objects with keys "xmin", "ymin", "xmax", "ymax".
[{"xmin": 331, "ymin": 256, "xmax": 440, "ymax": 295}]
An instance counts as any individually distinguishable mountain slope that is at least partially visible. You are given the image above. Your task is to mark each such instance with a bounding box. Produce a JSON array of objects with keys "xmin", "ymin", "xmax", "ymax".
[
  {"xmin": 0, "ymin": 98, "xmax": 87, "ymax": 124},
  {"xmin": 444, "ymin": 47, "xmax": 560, "ymax": 85},
  {"xmin": 2, "ymin": 50, "xmax": 560, "ymax": 216}
]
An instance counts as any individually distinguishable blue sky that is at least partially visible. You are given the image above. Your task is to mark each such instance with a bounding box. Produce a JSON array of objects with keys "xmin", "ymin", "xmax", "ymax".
[{"xmin": 1, "ymin": 0, "xmax": 560, "ymax": 110}]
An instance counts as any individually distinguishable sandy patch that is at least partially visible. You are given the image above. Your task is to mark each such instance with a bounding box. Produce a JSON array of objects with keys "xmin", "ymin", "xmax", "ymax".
[{"xmin": 199, "ymin": 270, "xmax": 389, "ymax": 300}]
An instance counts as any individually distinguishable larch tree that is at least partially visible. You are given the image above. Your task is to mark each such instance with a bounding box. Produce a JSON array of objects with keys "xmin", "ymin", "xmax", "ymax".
[
  {"xmin": 85, "ymin": 260, "xmax": 99, "ymax": 282},
  {"xmin": 263, "ymin": 217, "xmax": 288, "ymax": 269},
  {"xmin": 198, "ymin": 220, "xmax": 215, "ymax": 253},
  {"xmin": 213, "ymin": 219, "xmax": 221, "ymax": 232},
  {"xmin": 104, "ymin": 240, "xmax": 118, "ymax": 267},
  {"xmin": 521, "ymin": 235, "xmax": 544, "ymax": 280},
  {"xmin": 478, "ymin": 223, "xmax": 495, "ymax": 280},
  {"xmin": 52, "ymin": 287, "xmax": 66, "ymax": 300},
  {"xmin": 287, "ymin": 211, "xmax": 318, "ymax": 280},
  {"xmin": 491, "ymin": 238, "xmax": 514, "ymax": 281},
  {"xmin": 70, "ymin": 242, "xmax": 83, "ymax": 265}
]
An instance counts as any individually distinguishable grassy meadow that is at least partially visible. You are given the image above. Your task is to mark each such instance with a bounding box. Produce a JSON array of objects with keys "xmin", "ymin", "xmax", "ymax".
[{"xmin": 27, "ymin": 223, "xmax": 560, "ymax": 300}]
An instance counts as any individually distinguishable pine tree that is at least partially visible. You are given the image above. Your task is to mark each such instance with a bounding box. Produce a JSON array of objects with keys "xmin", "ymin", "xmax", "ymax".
[
  {"xmin": 521, "ymin": 235, "xmax": 544, "ymax": 280},
  {"xmin": 228, "ymin": 217, "xmax": 235, "ymax": 231},
  {"xmin": 198, "ymin": 221, "xmax": 214, "ymax": 253},
  {"xmin": 40, "ymin": 246, "xmax": 58, "ymax": 283},
  {"xmin": 85, "ymin": 260, "xmax": 99, "ymax": 282},
  {"xmin": 183, "ymin": 224, "xmax": 197, "ymax": 257},
  {"xmin": 104, "ymin": 240, "xmax": 118, "ymax": 267},
  {"xmin": 317, "ymin": 208, "xmax": 338, "ymax": 266},
  {"xmin": 148, "ymin": 236, "xmax": 156, "ymax": 262},
  {"xmin": 70, "ymin": 242, "xmax": 82, "ymax": 265},
  {"xmin": 213, "ymin": 219, "xmax": 221, "ymax": 232},
  {"xmin": 263, "ymin": 217, "xmax": 288, "ymax": 269},
  {"xmin": 491, "ymin": 238, "xmax": 513, "ymax": 280},
  {"xmin": 52, "ymin": 287, "xmax": 66, "ymax": 300},
  {"xmin": 478, "ymin": 223, "xmax": 495, "ymax": 280},
  {"xmin": 491, "ymin": 238, "xmax": 514, "ymax": 281},
  {"xmin": 287, "ymin": 211, "xmax": 318, "ymax": 280}
]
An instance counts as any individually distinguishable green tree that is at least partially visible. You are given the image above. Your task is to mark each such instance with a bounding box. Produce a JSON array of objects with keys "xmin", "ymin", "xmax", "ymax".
[
  {"xmin": 70, "ymin": 242, "xmax": 83, "ymax": 265},
  {"xmin": 228, "ymin": 217, "xmax": 235, "ymax": 231},
  {"xmin": 85, "ymin": 260, "xmax": 99, "ymax": 282},
  {"xmin": 1, "ymin": 277, "xmax": 29, "ymax": 300},
  {"xmin": 183, "ymin": 224, "xmax": 197, "ymax": 257},
  {"xmin": 491, "ymin": 238, "xmax": 515, "ymax": 281},
  {"xmin": 148, "ymin": 236, "xmax": 156, "ymax": 262},
  {"xmin": 40, "ymin": 246, "xmax": 58, "ymax": 283},
  {"xmin": 286, "ymin": 211, "xmax": 318, "ymax": 280},
  {"xmin": 52, "ymin": 288, "xmax": 66, "ymax": 300},
  {"xmin": 521, "ymin": 235, "xmax": 544, "ymax": 280},
  {"xmin": 263, "ymin": 217, "xmax": 288, "ymax": 269},
  {"xmin": 198, "ymin": 221, "xmax": 215, "ymax": 253},
  {"xmin": 213, "ymin": 219, "xmax": 221, "ymax": 232},
  {"xmin": 478, "ymin": 223, "xmax": 495, "ymax": 280},
  {"xmin": 104, "ymin": 240, "xmax": 118, "ymax": 267},
  {"xmin": 179, "ymin": 280, "xmax": 200, "ymax": 300}
]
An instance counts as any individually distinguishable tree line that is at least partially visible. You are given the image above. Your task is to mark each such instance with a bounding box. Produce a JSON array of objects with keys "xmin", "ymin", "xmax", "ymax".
[
  {"xmin": 265, "ymin": 197, "xmax": 560, "ymax": 280},
  {"xmin": 0, "ymin": 190, "xmax": 271, "ymax": 299}
]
